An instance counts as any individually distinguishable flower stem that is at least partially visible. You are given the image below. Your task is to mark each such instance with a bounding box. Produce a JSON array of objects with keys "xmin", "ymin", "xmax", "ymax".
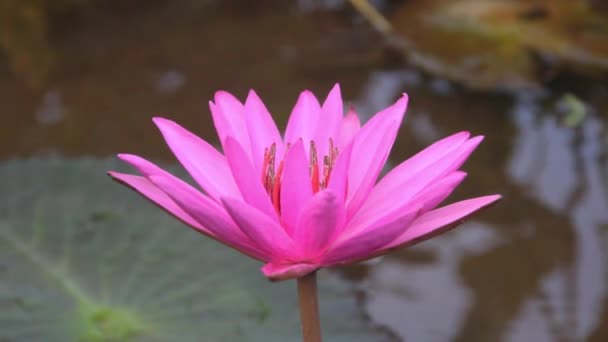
[{"xmin": 297, "ymin": 272, "xmax": 322, "ymax": 342}]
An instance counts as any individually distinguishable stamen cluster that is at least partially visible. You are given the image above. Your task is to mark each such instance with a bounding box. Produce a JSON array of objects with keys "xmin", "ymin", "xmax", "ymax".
[{"xmin": 261, "ymin": 139, "xmax": 339, "ymax": 213}]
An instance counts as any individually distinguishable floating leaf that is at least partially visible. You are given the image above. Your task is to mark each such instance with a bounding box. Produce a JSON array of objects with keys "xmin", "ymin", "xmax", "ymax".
[{"xmin": 0, "ymin": 158, "xmax": 391, "ymax": 341}]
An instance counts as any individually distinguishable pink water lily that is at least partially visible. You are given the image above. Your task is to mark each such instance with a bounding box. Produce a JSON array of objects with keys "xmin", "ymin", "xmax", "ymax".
[{"xmin": 109, "ymin": 84, "xmax": 500, "ymax": 281}]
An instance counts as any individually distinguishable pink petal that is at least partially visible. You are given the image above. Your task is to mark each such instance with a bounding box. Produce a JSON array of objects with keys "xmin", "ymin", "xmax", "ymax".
[
  {"xmin": 280, "ymin": 140, "xmax": 313, "ymax": 235},
  {"xmin": 346, "ymin": 94, "xmax": 409, "ymax": 218},
  {"xmin": 261, "ymin": 262, "xmax": 320, "ymax": 281},
  {"xmin": 293, "ymin": 190, "xmax": 345, "ymax": 259},
  {"xmin": 349, "ymin": 135, "xmax": 482, "ymax": 229},
  {"xmin": 223, "ymin": 137, "xmax": 278, "ymax": 220},
  {"xmin": 209, "ymin": 91, "xmax": 251, "ymax": 160},
  {"xmin": 326, "ymin": 140, "xmax": 353, "ymax": 202},
  {"xmin": 117, "ymin": 153, "xmax": 177, "ymax": 179},
  {"xmin": 345, "ymin": 120, "xmax": 395, "ymax": 218},
  {"xmin": 322, "ymin": 203, "xmax": 421, "ymax": 266},
  {"xmin": 108, "ymin": 172, "xmax": 207, "ymax": 233},
  {"xmin": 244, "ymin": 90, "xmax": 283, "ymax": 174},
  {"xmin": 284, "ymin": 90, "xmax": 322, "ymax": 151},
  {"xmin": 222, "ymin": 197, "xmax": 296, "ymax": 261},
  {"xmin": 314, "ymin": 84, "xmax": 344, "ymax": 154},
  {"xmin": 412, "ymin": 171, "xmax": 468, "ymax": 213},
  {"xmin": 385, "ymin": 195, "xmax": 502, "ymax": 250},
  {"xmin": 372, "ymin": 131, "xmax": 471, "ymax": 200},
  {"xmin": 115, "ymin": 154, "xmax": 237, "ymax": 232},
  {"xmin": 337, "ymin": 109, "xmax": 361, "ymax": 149},
  {"xmin": 349, "ymin": 171, "xmax": 464, "ymax": 237},
  {"xmin": 152, "ymin": 117, "xmax": 240, "ymax": 201},
  {"xmin": 146, "ymin": 174, "xmax": 267, "ymax": 261}
]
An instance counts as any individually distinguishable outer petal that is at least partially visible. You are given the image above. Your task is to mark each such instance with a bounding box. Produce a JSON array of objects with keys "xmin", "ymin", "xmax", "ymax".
[
  {"xmin": 412, "ymin": 171, "xmax": 467, "ymax": 213},
  {"xmin": 261, "ymin": 263, "xmax": 319, "ymax": 281},
  {"xmin": 372, "ymin": 131, "xmax": 471, "ymax": 200},
  {"xmin": 117, "ymin": 153, "xmax": 171, "ymax": 178},
  {"xmin": 284, "ymin": 90, "xmax": 322, "ymax": 152},
  {"xmin": 280, "ymin": 140, "xmax": 313, "ymax": 235},
  {"xmin": 293, "ymin": 190, "xmax": 345, "ymax": 259},
  {"xmin": 114, "ymin": 154, "xmax": 230, "ymax": 233},
  {"xmin": 222, "ymin": 198, "xmax": 296, "ymax": 261},
  {"xmin": 147, "ymin": 174, "xmax": 267, "ymax": 261},
  {"xmin": 343, "ymin": 170, "xmax": 466, "ymax": 250},
  {"xmin": 223, "ymin": 137, "xmax": 278, "ymax": 220},
  {"xmin": 152, "ymin": 117, "xmax": 240, "ymax": 201},
  {"xmin": 322, "ymin": 204, "xmax": 421, "ymax": 266},
  {"xmin": 385, "ymin": 195, "xmax": 502, "ymax": 250},
  {"xmin": 349, "ymin": 135, "xmax": 482, "ymax": 229},
  {"xmin": 337, "ymin": 109, "xmax": 360, "ymax": 149},
  {"xmin": 108, "ymin": 172, "xmax": 206, "ymax": 233},
  {"xmin": 209, "ymin": 91, "xmax": 251, "ymax": 160},
  {"xmin": 244, "ymin": 90, "xmax": 283, "ymax": 174},
  {"xmin": 346, "ymin": 94, "xmax": 409, "ymax": 218},
  {"xmin": 314, "ymin": 84, "xmax": 344, "ymax": 154}
]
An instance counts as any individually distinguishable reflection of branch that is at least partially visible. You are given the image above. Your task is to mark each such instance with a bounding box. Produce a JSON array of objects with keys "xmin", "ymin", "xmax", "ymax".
[
  {"xmin": 536, "ymin": 258, "xmax": 577, "ymax": 342},
  {"xmin": 588, "ymin": 272, "xmax": 608, "ymax": 341},
  {"xmin": 515, "ymin": 223, "xmax": 574, "ymax": 342},
  {"xmin": 564, "ymin": 127, "xmax": 586, "ymax": 211},
  {"xmin": 528, "ymin": 117, "xmax": 549, "ymax": 189},
  {"xmin": 348, "ymin": 0, "xmax": 392, "ymax": 34},
  {"xmin": 523, "ymin": 111, "xmax": 589, "ymax": 341},
  {"xmin": 560, "ymin": 126, "xmax": 586, "ymax": 342},
  {"xmin": 597, "ymin": 121, "xmax": 608, "ymax": 207},
  {"xmin": 589, "ymin": 208, "xmax": 608, "ymax": 340},
  {"xmin": 454, "ymin": 196, "xmax": 576, "ymax": 342}
]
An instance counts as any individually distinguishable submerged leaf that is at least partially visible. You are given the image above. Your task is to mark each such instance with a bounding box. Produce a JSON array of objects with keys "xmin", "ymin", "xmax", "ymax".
[
  {"xmin": 556, "ymin": 93, "xmax": 587, "ymax": 127},
  {"xmin": 0, "ymin": 158, "xmax": 391, "ymax": 341},
  {"xmin": 389, "ymin": 0, "xmax": 608, "ymax": 90}
]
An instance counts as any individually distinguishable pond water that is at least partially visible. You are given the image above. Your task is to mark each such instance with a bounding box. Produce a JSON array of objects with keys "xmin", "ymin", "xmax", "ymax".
[{"xmin": 1, "ymin": 1, "xmax": 607, "ymax": 341}]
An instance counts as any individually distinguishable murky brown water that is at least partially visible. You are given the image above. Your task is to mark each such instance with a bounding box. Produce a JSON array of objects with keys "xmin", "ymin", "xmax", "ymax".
[{"xmin": 1, "ymin": 1, "xmax": 607, "ymax": 341}]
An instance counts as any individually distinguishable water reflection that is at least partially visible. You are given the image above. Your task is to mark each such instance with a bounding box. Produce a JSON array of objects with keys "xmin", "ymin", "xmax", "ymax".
[
  {"xmin": 358, "ymin": 73, "xmax": 607, "ymax": 341},
  {"xmin": 35, "ymin": 90, "xmax": 65, "ymax": 125},
  {"xmin": 365, "ymin": 222, "xmax": 503, "ymax": 341},
  {"xmin": 1, "ymin": 1, "xmax": 607, "ymax": 341},
  {"xmin": 509, "ymin": 94, "xmax": 608, "ymax": 340}
]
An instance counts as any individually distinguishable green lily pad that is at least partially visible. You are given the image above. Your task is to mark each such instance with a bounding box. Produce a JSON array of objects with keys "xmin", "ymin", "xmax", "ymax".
[{"xmin": 0, "ymin": 158, "xmax": 391, "ymax": 341}]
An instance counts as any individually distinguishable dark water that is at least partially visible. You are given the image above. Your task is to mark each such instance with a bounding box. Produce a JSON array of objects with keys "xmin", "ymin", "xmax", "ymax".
[{"xmin": 2, "ymin": 1, "xmax": 607, "ymax": 341}]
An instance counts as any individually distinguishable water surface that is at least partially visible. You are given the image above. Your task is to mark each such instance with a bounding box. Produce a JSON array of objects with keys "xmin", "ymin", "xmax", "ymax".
[{"xmin": 1, "ymin": 1, "xmax": 607, "ymax": 341}]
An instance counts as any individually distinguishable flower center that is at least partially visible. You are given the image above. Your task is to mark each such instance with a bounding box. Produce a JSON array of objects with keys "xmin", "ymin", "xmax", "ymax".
[{"xmin": 261, "ymin": 139, "xmax": 339, "ymax": 213}]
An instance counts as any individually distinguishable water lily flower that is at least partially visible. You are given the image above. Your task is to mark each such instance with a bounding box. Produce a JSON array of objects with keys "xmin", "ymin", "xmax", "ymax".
[{"xmin": 108, "ymin": 84, "xmax": 500, "ymax": 281}]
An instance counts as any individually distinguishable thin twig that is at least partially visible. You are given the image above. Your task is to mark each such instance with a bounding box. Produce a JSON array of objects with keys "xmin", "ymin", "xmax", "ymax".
[{"xmin": 348, "ymin": 0, "xmax": 393, "ymax": 34}]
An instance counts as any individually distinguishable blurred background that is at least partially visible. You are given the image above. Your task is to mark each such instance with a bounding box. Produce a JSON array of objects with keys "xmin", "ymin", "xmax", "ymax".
[{"xmin": 1, "ymin": 0, "xmax": 608, "ymax": 341}]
